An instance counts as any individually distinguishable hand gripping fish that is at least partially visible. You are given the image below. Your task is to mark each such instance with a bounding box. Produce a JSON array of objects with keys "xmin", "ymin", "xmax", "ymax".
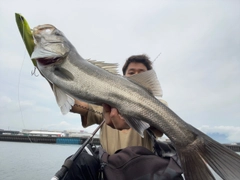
[{"xmin": 31, "ymin": 24, "xmax": 240, "ymax": 180}]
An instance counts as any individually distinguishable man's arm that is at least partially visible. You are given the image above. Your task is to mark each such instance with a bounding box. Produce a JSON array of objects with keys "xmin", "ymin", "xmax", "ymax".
[
  {"xmin": 70, "ymin": 100, "xmax": 127, "ymax": 130},
  {"xmin": 71, "ymin": 98, "xmax": 166, "ymax": 137},
  {"xmin": 70, "ymin": 99, "xmax": 89, "ymax": 127},
  {"xmin": 71, "ymin": 99, "xmax": 104, "ymax": 127}
]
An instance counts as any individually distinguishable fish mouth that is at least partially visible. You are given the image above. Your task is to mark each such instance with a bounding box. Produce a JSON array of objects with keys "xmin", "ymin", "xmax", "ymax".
[{"xmin": 36, "ymin": 57, "xmax": 61, "ymax": 66}]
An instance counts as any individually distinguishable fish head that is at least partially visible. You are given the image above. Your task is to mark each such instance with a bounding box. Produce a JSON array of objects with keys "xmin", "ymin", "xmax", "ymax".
[{"xmin": 31, "ymin": 24, "xmax": 70, "ymax": 66}]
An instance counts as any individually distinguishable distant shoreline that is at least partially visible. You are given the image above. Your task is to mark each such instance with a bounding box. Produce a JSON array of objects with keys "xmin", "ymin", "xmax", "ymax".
[
  {"xmin": 0, "ymin": 134, "xmax": 100, "ymax": 145},
  {"xmin": 1, "ymin": 134, "xmax": 240, "ymax": 152}
]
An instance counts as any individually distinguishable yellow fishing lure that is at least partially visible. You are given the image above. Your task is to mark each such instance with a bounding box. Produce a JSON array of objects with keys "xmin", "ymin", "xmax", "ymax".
[
  {"xmin": 15, "ymin": 13, "xmax": 52, "ymax": 86},
  {"xmin": 15, "ymin": 13, "xmax": 37, "ymax": 67}
]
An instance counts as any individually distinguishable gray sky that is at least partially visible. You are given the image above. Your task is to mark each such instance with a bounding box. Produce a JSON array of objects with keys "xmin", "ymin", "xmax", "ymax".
[{"xmin": 0, "ymin": 0, "xmax": 239, "ymax": 143}]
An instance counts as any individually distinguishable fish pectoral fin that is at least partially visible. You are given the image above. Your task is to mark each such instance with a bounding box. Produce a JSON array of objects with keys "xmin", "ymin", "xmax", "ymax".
[
  {"xmin": 124, "ymin": 117, "xmax": 150, "ymax": 137},
  {"xmin": 127, "ymin": 69, "xmax": 163, "ymax": 97},
  {"xmin": 87, "ymin": 59, "xmax": 119, "ymax": 74},
  {"xmin": 53, "ymin": 85, "xmax": 75, "ymax": 114},
  {"xmin": 53, "ymin": 67, "xmax": 74, "ymax": 81}
]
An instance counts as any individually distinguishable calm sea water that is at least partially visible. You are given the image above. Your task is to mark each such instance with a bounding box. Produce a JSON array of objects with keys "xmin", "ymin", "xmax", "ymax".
[
  {"xmin": 0, "ymin": 141, "xmax": 79, "ymax": 180},
  {"xmin": 0, "ymin": 141, "xmax": 239, "ymax": 180}
]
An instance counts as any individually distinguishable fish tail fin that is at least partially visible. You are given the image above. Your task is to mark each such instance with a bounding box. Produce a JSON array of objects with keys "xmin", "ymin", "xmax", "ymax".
[
  {"xmin": 178, "ymin": 146, "xmax": 215, "ymax": 180},
  {"xmin": 200, "ymin": 136, "xmax": 240, "ymax": 180},
  {"xmin": 178, "ymin": 128, "xmax": 240, "ymax": 180}
]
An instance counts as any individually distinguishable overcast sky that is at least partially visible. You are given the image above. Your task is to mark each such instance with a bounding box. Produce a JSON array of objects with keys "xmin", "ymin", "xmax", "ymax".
[{"xmin": 0, "ymin": 0, "xmax": 239, "ymax": 143}]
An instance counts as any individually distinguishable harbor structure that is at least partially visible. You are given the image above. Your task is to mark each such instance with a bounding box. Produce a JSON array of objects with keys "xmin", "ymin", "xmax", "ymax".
[{"xmin": 0, "ymin": 129, "xmax": 239, "ymax": 152}]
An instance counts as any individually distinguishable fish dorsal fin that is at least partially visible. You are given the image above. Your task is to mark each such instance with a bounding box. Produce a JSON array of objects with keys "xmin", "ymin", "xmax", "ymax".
[
  {"xmin": 87, "ymin": 59, "xmax": 119, "ymax": 74},
  {"xmin": 53, "ymin": 85, "xmax": 75, "ymax": 115},
  {"xmin": 127, "ymin": 69, "xmax": 163, "ymax": 97}
]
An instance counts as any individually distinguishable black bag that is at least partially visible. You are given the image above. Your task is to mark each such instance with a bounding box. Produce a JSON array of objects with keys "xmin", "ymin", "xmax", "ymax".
[
  {"xmin": 62, "ymin": 144, "xmax": 100, "ymax": 180},
  {"xmin": 99, "ymin": 129, "xmax": 183, "ymax": 180},
  {"xmin": 61, "ymin": 129, "xmax": 183, "ymax": 180}
]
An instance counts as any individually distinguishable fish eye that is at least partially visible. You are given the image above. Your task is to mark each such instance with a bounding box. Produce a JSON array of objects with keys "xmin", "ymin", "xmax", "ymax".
[{"xmin": 54, "ymin": 30, "xmax": 62, "ymax": 36}]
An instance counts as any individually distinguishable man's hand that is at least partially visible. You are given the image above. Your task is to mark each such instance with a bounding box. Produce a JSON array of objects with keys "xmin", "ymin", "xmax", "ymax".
[
  {"xmin": 103, "ymin": 104, "xmax": 130, "ymax": 130},
  {"xmin": 102, "ymin": 104, "xmax": 163, "ymax": 137}
]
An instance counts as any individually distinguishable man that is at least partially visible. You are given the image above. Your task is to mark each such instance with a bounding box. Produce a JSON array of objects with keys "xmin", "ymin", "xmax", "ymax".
[{"xmin": 70, "ymin": 54, "xmax": 167, "ymax": 155}]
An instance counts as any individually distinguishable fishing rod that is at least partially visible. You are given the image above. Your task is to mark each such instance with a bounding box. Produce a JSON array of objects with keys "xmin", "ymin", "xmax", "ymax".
[{"xmin": 51, "ymin": 120, "xmax": 105, "ymax": 180}]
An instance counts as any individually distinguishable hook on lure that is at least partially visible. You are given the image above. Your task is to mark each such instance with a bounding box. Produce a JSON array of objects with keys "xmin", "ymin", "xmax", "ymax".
[{"xmin": 31, "ymin": 66, "xmax": 39, "ymax": 77}]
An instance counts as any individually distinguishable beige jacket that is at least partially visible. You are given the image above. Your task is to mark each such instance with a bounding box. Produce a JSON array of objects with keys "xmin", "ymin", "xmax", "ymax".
[{"xmin": 82, "ymin": 99, "xmax": 168, "ymax": 155}]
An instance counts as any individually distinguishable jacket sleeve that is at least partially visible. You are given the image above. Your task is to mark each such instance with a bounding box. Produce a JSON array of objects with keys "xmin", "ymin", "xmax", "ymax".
[{"xmin": 82, "ymin": 104, "xmax": 104, "ymax": 127}]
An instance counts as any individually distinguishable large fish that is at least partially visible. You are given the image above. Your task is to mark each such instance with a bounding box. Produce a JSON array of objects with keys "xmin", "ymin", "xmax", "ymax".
[{"xmin": 31, "ymin": 24, "xmax": 240, "ymax": 180}]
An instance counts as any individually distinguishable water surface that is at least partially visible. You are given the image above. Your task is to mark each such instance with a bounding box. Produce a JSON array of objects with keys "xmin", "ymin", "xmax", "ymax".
[{"xmin": 0, "ymin": 141, "xmax": 239, "ymax": 180}]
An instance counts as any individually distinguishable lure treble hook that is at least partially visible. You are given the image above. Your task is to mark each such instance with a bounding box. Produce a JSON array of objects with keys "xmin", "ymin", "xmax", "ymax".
[{"xmin": 31, "ymin": 66, "xmax": 39, "ymax": 77}]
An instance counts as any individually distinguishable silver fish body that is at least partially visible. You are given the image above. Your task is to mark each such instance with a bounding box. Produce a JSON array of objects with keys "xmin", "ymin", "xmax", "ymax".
[{"xmin": 31, "ymin": 24, "xmax": 240, "ymax": 180}]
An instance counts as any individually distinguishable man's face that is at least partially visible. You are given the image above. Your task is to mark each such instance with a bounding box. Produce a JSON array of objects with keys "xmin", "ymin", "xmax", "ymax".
[{"xmin": 125, "ymin": 62, "xmax": 148, "ymax": 77}]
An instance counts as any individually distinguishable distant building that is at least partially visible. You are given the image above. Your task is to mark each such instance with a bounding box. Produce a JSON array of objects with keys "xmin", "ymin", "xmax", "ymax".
[
  {"xmin": 63, "ymin": 130, "xmax": 99, "ymax": 138},
  {"xmin": 20, "ymin": 129, "xmax": 99, "ymax": 138},
  {"xmin": 22, "ymin": 129, "xmax": 64, "ymax": 137},
  {"xmin": 0, "ymin": 129, "xmax": 20, "ymax": 135}
]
